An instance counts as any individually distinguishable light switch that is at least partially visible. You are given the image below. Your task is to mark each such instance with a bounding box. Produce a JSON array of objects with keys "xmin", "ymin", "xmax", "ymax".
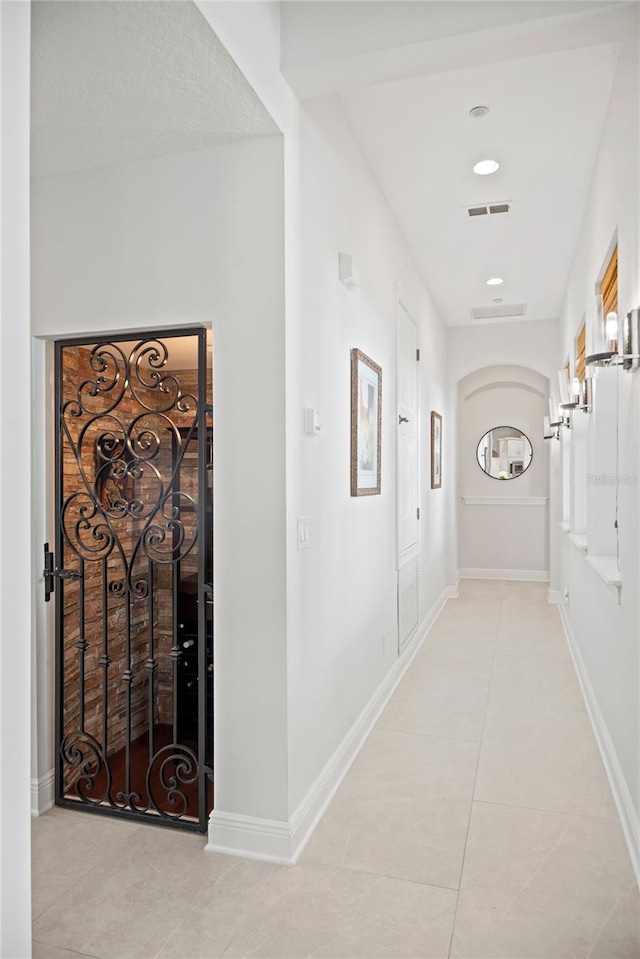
[
  {"xmin": 304, "ymin": 407, "xmax": 322, "ymax": 436},
  {"xmin": 297, "ymin": 516, "xmax": 311, "ymax": 550}
]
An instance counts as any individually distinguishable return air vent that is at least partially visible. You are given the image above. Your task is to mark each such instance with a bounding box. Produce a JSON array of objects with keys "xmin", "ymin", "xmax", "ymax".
[
  {"xmin": 470, "ymin": 303, "xmax": 527, "ymax": 320},
  {"xmin": 466, "ymin": 201, "xmax": 513, "ymax": 219}
]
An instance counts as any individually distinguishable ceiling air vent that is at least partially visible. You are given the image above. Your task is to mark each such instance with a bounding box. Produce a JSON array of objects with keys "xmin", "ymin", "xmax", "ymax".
[
  {"xmin": 465, "ymin": 201, "xmax": 513, "ymax": 219},
  {"xmin": 470, "ymin": 303, "xmax": 527, "ymax": 321}
]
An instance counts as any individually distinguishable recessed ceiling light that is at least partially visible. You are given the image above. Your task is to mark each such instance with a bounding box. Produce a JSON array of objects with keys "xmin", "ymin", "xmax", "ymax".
[
  {"xmin": 486, "ymin": 277, "xmax": 504, "ymax": 286},
  {"xmin": 469, "ymin": 105, "xmax": 490, "ymax": 119},
  {"xmin": 473, "ymin": 159, "xmax": 500, "ymax": 176}
]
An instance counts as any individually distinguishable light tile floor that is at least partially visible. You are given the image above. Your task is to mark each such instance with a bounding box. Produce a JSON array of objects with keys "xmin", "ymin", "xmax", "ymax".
[{"xmin": 31, "ymin": 581, "xmax": 640, "ymax": 958}]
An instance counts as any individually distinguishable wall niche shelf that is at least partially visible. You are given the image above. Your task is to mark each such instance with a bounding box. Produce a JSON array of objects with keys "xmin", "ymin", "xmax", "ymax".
[
  {"xmin": 586, "ymin": 554, "xmax": 622, "ymax": 592},
  {"xmin": 461, "ymin": 496, "xmax": 548, "ymax": 507},
  {"xmin": 568, "ymin": 532, "xmax": 588, "ymax": 552}
]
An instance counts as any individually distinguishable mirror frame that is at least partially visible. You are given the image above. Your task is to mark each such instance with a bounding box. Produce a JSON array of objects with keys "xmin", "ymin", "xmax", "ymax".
[{"xmin": 476, "ymin": 425, "xmax": 533, "ymax": 481}]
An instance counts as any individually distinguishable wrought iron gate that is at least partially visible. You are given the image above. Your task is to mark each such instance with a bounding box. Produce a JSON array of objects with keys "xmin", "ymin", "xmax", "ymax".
[{"xmin": 48, "ymin": 329, "xmax": 213, "ymax": 831}]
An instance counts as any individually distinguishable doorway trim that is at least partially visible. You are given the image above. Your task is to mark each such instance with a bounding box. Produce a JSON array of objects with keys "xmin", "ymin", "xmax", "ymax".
[{"xmin": 48, "ymin": 326, "xmax": 213, "ymax": 832}]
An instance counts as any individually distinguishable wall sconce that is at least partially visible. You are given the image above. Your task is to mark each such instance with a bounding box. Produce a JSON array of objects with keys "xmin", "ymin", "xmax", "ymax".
[
  {"xmin": 571, "ymin": 376, "xmax": 581, "ymax": 401},
  {"xmin": 544, "ymin": 399, "xmax": 562, "ymax": 440},
  {"xmin": 542, "ymin": 416, "xmax": 560, "ymax": 440},
  {"xmin": 577, "ymin": 375, "xmax": 593, "ymax": 412},
  {"xmin": 563, "ymin": 375, "xmax": 592, "ymax": 414},
  {"xmin": 549, "ymin": 397, "xmax": 564, "ymax": 427},
  {"xmin": 543, "ymin": 415, "xmax": 559, "ymax": 441},
  {"xmin": 557, "ymin": 369, "xmax": 578, "ymax": 414},
  {"xmin": 587, "ymin": 306, "xmax": 640, "ymax": 371},
  {"xmin": 621, "ymin": 308, "xmax": 640, "ymax": 371}
]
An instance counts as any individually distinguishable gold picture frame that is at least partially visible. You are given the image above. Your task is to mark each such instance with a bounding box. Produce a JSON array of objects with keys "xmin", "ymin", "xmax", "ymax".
[
  {"xmin": 431, "ymin": 411, "xmax": 442, "ymax": 489},
  {"xmin": 351, "ymin": 349, "xmax": 382, "ymax": 496}
]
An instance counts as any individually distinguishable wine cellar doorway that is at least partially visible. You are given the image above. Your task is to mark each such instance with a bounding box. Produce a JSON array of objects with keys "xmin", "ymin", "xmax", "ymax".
[{"xmin": 47, "ymin": 328, "xmax": 214, "ymax": 832}]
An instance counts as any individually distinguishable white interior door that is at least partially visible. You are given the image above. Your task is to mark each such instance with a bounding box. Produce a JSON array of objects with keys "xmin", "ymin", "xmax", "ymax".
[{"xmin": 397, "ymin": 304, "xmax": 419, "ymax": 563}]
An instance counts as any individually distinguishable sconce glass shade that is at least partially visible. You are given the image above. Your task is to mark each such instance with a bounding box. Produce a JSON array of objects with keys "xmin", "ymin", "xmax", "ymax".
[
  {"xmin": 548, "ymin": 397, "xmax": 562, "ymax": 426},
  {"xmin": 605, "ymin": 311, "xmax": 618, "ymax": 351},
  {"xmin": 543, "ymin": 415, "xmax": 552, "ymax": 438},
  {"xmin": 571, "ymin": 376, "xmax": 581, "ymax": 400},
  {"xmin": 586, "ymin": 294, "xmax": 617, "ymax": 367}
]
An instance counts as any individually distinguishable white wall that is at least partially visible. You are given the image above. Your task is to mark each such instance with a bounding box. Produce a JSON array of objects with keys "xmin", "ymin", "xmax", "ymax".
[
  {"xmin": 555, "ymin": 26, "xmax": 640, "ymax": 873},
  {"xmin": 0, "ymin": 1, "xmax": 33, "ymax": 955},
  {"xmin": 448, "ymin": 318, "xmax": 558, "ymax": 384},
  {"xmin": 287, "ymin": 95, "xmax": 452, "ymax": 815},
  {"xmin": 457, "ymin": 365, "xmax": 549, "ymax": 577},
  {"xmin": 31, "ymin": 136, "xmax": 290, "ymax": 823},
  {"xmin": 197, "ymin": 3, "xmax": 453, "ymax": 848}
]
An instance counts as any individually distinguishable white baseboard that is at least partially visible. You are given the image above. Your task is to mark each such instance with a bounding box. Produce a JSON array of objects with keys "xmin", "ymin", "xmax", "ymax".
[
  {"xmin": 206, "ymin": 581, "xmax": 456, "ymax": 864},
  {"xmin": 446, "ymin": 578, "xmax": 460, "ymax": 599},
  {"xmin": 31, "ymin": 770, "xmax": 55, "ymax": 817},
  {"xmin": 557, "ymin": 602, "xmax": 640, "ymax": 887},
  {"xmin": 205, "ymin": 811, "xmax": 293, "ymax": 864},
  {"xmin": 459, "ymin": 568, "xmax": 550, "ymax": 583}
]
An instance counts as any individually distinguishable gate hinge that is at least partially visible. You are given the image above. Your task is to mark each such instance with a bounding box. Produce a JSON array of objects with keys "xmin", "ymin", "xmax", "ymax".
[
  {"xmin": 43, "ymin": 543, "xmax": 82, "ymax": 602},
  {"xmin": 416, "ymin": 349, "xmax": 420, "ymax": 361}
]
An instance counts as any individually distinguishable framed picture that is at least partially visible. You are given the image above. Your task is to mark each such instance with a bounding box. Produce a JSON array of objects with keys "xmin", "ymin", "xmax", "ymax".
[
  {"xmin": 351, "ymin": 348, "xmax": 382, "ymax": 496},
  {"xmin": 430, "ymin": 411, "xmax": 442, "ymax": 489}
]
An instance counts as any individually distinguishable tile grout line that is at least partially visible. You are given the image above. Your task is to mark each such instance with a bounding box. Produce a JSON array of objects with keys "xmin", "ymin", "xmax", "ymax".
[
  {"xmin": 584, "ymin": 882, "xmax": 635, "ymax": 959},
  {"xmin": 372, "ymin": 726, "xmax": 486, "ymax": 745},
  {"xmin": 32, "ymin": 940, "xmax": 103, "ymax": 959},
  {"xmin": 471, "ymin": 797, "xmax": 620, "ymax": 826},
  {"xmin": 446, "ymin": 583, "xmax": 505, "ymax": 959},
  {"xmin": 307, "ymin": 859, "xmax": 461, "ymax": 894}
]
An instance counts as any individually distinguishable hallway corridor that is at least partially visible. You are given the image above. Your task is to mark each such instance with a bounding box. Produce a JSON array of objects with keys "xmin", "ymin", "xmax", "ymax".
[{"xmin": 32, "ymin": 582, "xmax": 639, "ymax": 959}]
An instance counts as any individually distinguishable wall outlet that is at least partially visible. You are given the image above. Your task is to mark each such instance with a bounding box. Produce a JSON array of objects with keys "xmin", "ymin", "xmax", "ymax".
[{"xmin": 564, "ymin": 587, "xmax": 570, "ymax": 604}]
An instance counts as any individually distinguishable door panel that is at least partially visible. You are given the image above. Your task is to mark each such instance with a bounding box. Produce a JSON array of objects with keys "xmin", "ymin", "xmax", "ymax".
[
  {"xmin": 397, "ymin": 305, "xmax": 419, "ymax": 560},
  {"xmin": 53, "ymin": 329, "xmax": 213, "ymax": 831}
]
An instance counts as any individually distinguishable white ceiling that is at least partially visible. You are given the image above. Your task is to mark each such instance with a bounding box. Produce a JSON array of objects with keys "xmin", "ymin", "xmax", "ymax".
[
  {"xmin": 31, "ymin": 1, "xmax": 633, "ymax": 328},
  {"xmin": 31, "ymin": 0, "xmax": 279, "ymax": 178},
  {"xmin": 280, "ymin": 0, "xmax": 634, "ymax": 326},
  {"xmin": 341, "ymin": 41, "xmax": 620, "ymax": 326},
  {"xmin": 281, "ymin": 1, "xmax": 610, "ymax": 72}
]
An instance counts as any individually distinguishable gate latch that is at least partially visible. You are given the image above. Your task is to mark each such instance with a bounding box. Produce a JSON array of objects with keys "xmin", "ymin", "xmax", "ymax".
[{"xmin": 43, "ymin": 543, "xmax": 82, "ymax": 602}]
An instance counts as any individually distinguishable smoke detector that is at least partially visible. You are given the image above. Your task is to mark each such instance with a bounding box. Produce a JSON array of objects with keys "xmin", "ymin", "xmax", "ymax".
[{"xmin": 469, "ymin": 105, "xmax": 490, "ymax": 119}]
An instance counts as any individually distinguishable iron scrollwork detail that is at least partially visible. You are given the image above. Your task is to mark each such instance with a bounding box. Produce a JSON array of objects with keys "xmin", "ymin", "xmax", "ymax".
[
  {"xmin": 60, "ymin": 338, "xmax": 200, "ymax": 584},
  {"xmin": 61, "ymin": 731, "xmax": 112, "ymax": 806},
  {"xmin": 146, "ymin": 744, "xmax": 199, "ymax": 820}
]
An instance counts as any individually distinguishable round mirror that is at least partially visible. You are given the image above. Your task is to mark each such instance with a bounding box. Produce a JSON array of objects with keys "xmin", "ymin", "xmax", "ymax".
[{"xmin": 476, "ymin": 426, "xmax": 533, "ymax": 480}]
